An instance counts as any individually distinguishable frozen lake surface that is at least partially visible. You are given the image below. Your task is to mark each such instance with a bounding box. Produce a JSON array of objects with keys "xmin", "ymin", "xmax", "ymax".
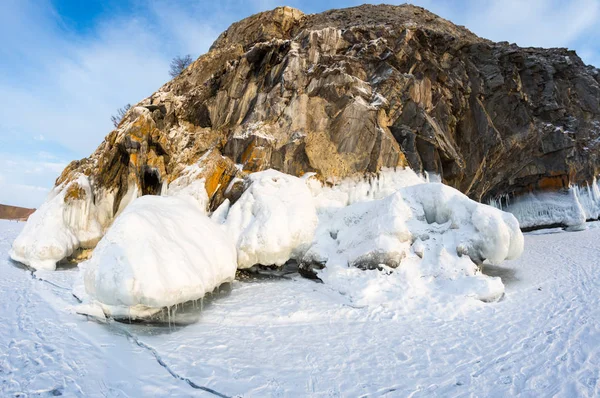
[{"xmin": 1, "ymin": 219, "xmax": 599, "ymax": 397}]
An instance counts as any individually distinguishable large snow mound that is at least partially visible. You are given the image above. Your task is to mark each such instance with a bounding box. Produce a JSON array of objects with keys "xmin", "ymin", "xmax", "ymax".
[
  {"xmin": 10, "ymin": 175, "xmax": 112, "ymax": 270},
  {"xmin": 304, "ymin": 183, "xmax": 524, "ymax": 305},
  {"xmin": 80, "ymin": 195, "xmax": 237, "ymax": 318},
  {"xmin": 223, "ymin": 169, "xmax": 318, "ymax": 269},
  {"xmin": 490, "ymin": 180, "xmax": 600, "ymax": 230}
]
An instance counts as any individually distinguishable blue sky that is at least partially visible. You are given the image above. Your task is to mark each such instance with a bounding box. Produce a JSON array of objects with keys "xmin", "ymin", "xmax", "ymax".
[{"xmin": 1, "ymin": 0, "xmax": 599, "ymax": 208}]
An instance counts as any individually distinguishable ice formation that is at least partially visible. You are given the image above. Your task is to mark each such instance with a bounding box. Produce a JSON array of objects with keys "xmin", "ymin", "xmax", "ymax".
[
  {"xmin": 12, "ymin": 162, "xmax": 524, "ymax": 313},
  {"xmin": 304, "ymin": 182, "xmax": 524, "ymax": 304},
  {"xmin": 10, "ymin": 175, "xmax": 112, "ymax": 270},
  {"xmin": 80, "ymin": 195, "xmax": 237, "ymax": 318},
  {"xmin": 490, "ymin": 179, "xmax": 600, "ymax": 230},
  {"xmin": 575, "ymin": 179, "xmax": 600, "ymax": 221},
  {"xmin": 224, "ymin": 169, "xmax": 319, "ymax": 269}
]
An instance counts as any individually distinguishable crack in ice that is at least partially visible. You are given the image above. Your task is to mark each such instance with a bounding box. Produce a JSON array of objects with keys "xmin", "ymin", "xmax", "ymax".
[
  {"xmin": 30, "ymin": 272, "xmax": 71, "ymax": 291},
  {"xmin": 20, "ymin": 261, "xmax": 231, "ymax": 398},
  {"xmin": 107, "ymin": 320, "xmax": 231, "ymax": 398}
]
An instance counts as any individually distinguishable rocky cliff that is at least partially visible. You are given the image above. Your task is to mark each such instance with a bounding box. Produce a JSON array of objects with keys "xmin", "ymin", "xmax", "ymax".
[{"xmin": 56, "ymin": 4, "xmax": 600, "ymax": 225}]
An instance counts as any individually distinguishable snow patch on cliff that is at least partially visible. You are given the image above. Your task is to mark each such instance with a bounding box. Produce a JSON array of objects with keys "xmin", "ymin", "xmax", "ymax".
[
  {"xmin": 78, "ymin": 195, "xmax": 237, "ymax": 319},
  {"xmin": 10, "ymin": 175, "xmax": 111, "ymax": 270}
]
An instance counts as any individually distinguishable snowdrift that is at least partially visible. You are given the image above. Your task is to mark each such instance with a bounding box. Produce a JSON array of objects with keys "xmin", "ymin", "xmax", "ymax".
[
  {"xmin": 223, "ymin": 170, "xmax": 318, "ymax": 269},
  {"xmin": 10, "ymin": 175, "xmax": 112, "ymax": 270},
  {"xmin": 304, "ymin": 182, "xmax": 524, "ymax": 304},
  {"xmin": 79, "ymin": 195, "xmax": 237, "ymax": 318}
]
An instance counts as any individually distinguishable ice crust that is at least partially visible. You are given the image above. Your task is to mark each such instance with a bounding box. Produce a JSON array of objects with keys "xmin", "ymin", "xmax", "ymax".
[{"xmin": 13, "ymin": 166, "xmax": 524, "ymax": 314}]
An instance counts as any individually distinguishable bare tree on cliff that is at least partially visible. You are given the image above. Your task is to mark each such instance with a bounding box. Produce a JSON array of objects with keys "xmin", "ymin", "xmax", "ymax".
[
  {"xmin": 111, "ymin": 104, "xmax": 131, "ymax": 128},
  {"xmin": 169, "ymin": 55, "xmax": 193, "ymax": 78}
]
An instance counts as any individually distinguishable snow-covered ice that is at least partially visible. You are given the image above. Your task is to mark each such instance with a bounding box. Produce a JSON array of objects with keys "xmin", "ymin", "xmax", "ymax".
[
  {"xmin": 2, "ymin": 217, "xmax": 600, "ymax": 396},
  {"xmin": 218, "ymin": 168, "xmax": 520, "ymax": 304},
  {"xmin": 78, "ymin": 195, "xmax": 237, "ymax": 319},
  {"xmin": 5, "ymin": 167, "xmax": 522, "ymax": 346},
  {"xmin": 8, "ymin": 161, "xmax": 212, "ymax": 272}
]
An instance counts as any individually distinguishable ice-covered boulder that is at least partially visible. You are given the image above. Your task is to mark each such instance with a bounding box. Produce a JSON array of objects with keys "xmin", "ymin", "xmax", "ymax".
[
  {"xmin": 80, "ymin": 195, "xmax": 237, "ymax": 318},
  {"xmin": 303, "ymin": 183, "xmax": 524, "ymax": 303},
  {"xmin": 223, "ymin": 169, "xmax": 318, "ymax": 269},
  {"xmin": 10, "ymin": 175, "xmax": 112, "ymax": 270}
]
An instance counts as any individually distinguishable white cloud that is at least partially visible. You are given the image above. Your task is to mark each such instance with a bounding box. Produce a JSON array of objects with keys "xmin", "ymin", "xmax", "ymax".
[
  {"xmin": 0, "ymin": 183, "xmax": 49, "ymax": 209},
  {"xmin": 0, "ymin": 153, "xmax": 65, "ymax": 208},
  {"xmin": 578, "ymin": 47, "xmax": 600, "ymax": 68},
  {"xmin": 147, "ymin": 2, "xmax": 220, "ymax": 56},
  {"xmin": 0, "ymin": 0, "xmax": 221, "ymax": 156},
  {"xmin": 463, "ymin": 0, "xmax": 600, "ymax": 49}
]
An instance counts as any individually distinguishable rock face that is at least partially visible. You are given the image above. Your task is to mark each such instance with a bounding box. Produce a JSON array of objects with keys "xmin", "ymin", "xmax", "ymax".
[{"xmin": 56, "ymin": 4, "xmax": 600, "ymax": 229}]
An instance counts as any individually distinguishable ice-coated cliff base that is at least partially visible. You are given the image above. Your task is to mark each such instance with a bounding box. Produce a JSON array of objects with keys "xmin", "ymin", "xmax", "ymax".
[
  {"xmin": 490, "ymin": 179, "xmax": 600, "ymax": 231},
  {"xmin": 12, "ymin": 168, "xmax": 523, "ymax": 317},
  {"xmin": 9, "ymin": 175, "xmax": 113, "ymax": 271}
]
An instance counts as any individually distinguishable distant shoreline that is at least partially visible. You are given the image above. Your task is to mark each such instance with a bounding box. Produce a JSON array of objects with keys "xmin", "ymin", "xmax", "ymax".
[{"xmin": 0, "ymin": 204, "xmax": 35, "ymax": 221}]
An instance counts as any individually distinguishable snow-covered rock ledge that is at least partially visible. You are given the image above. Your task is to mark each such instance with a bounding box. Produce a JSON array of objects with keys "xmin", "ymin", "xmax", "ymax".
[{"xmin": 12, "ymin": 168, "xmax": 524, "ymax": 318}]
